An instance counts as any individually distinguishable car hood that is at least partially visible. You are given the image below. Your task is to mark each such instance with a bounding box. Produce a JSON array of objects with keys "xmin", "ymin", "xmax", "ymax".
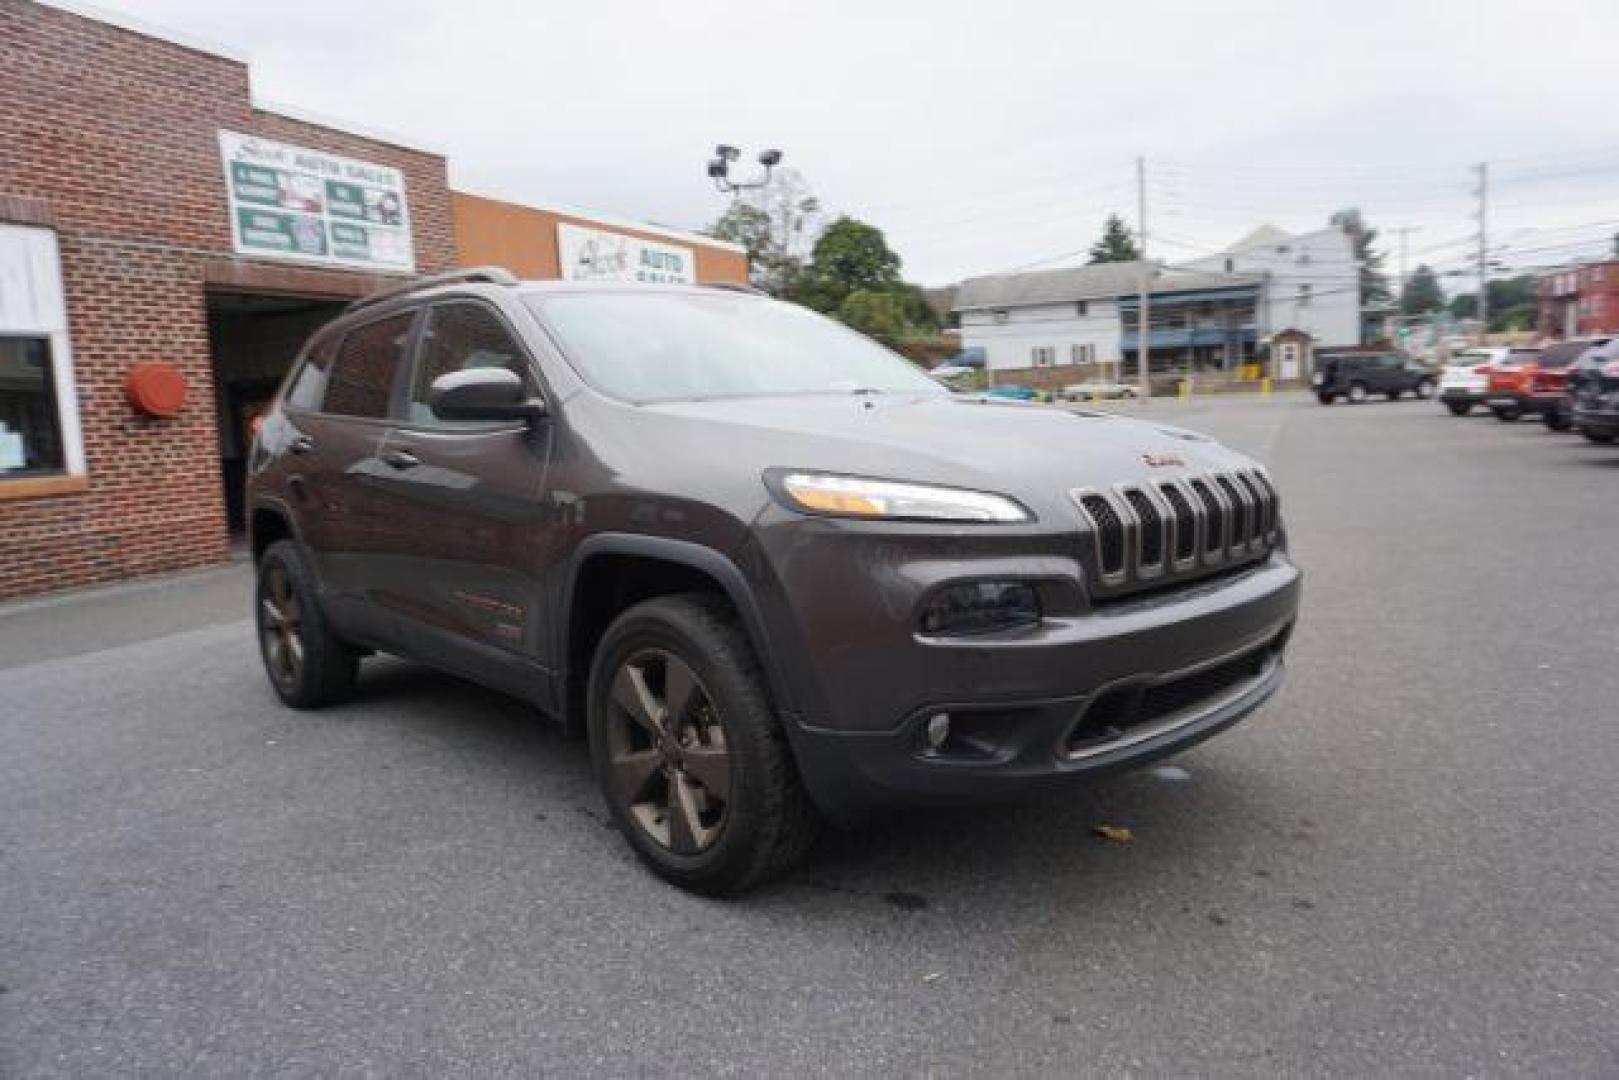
[{"xmin": 632, "ymin": 393, "xmax": 1260, "ymax": 523}]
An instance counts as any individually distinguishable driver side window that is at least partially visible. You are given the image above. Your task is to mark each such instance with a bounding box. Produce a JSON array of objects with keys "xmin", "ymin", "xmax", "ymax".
[{"xmin": 407, "ymin": 302, "xmax": 531, "ymax": 427}]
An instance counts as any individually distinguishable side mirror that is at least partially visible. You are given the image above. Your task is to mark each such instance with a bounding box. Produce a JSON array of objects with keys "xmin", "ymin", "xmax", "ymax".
[{"xmin": 428, "ymin": 368, "xmax": 546, "ymax": 423}]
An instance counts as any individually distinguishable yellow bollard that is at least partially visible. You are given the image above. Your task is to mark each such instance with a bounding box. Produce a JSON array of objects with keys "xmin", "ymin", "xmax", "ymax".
[
  {"xmin": 1261, "ymin": 377, "xmax": 1272, "ymax": 397},
  {"xmin": 1179, "ymin": 378, "xmax": 1192, "ymax": 402}
]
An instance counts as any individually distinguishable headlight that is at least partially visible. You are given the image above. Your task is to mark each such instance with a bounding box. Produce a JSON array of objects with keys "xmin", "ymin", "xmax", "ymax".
[{"xmin": 772, "ymin": 472, "xmax": 1032, "ymax": 523}]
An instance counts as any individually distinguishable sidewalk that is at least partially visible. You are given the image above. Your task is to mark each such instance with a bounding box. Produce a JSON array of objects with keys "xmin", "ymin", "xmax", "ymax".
[{"xmin": 0, "ymin": 560, "xmax": 251, "ymax": 671}]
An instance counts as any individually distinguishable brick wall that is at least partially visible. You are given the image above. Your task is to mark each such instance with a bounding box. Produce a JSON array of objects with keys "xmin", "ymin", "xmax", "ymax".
[{"xmin": 0, "ymin": 0, "xmax": 454, "ymax": 599}]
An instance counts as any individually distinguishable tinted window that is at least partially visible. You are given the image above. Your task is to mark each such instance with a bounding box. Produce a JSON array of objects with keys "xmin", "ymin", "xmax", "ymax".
[
  {"xmin": 324, "ymin": 312, "xmax": 415, "ymax": 419},
  {"xmin": 406, "ymin": 303, "xmax": 530, "ymax": 426},
  {"xmin": 529, "ymin": 291, "xmax": 943, "ymax": 403}
]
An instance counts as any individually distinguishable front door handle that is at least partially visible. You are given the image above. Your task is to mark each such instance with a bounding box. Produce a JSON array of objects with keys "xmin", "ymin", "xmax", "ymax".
[
  {"xmin": 289, "ymin": 435, "xmax": 315, "ymax": 455},
  {"xmin": 382, "ymin": 449, "xmax": 421, "ymax": 470}
]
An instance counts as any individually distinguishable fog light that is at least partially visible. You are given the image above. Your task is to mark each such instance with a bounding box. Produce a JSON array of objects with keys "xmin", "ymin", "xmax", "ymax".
[
  {"xmin": 919, "ymin": 581, "xmax": 1040, "ymax": 636},
  {"xmin": 925, "ymin": 713, "xmax": 952, "ymax": 751}
]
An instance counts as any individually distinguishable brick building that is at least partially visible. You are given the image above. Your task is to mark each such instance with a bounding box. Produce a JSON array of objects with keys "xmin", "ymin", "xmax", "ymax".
[
  {"xmin": 0, "ymin": 0, "xmax": 745, "ymax": 601},
  {"xmin": 1537, "ymin": 261, "xmax": 1619, "ymax": 339}
]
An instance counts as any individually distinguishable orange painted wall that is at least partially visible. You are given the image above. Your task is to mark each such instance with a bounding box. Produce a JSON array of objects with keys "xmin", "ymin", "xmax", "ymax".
[{"xmin": 452, "ymin": 192, "xmax": 748, "ymax": 284}]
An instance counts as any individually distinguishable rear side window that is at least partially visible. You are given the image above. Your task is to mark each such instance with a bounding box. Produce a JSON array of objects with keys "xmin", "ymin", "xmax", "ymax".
[
  {"xmin": 406, "ymin": 303, "xmax": 531, "ymax": 426},
  {"xmin": 323, "ymin": 312, "xmax": 416, "ymax": 419}
]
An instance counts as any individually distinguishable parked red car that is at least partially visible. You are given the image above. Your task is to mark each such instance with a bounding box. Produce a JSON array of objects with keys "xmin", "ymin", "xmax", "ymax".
[
  {"xmin": 1535, "ymin": 338, "xmax": 1613, "ymax": 430},
  {"xmin": 1483, "ymin": 346, "xmax": 1548, "ymax": 422}
]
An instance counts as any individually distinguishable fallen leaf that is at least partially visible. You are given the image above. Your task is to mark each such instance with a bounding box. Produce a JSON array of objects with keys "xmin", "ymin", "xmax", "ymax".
[{"xmin": 1092, "ymin": 824, "xmax": 1134, "ymax": 844}]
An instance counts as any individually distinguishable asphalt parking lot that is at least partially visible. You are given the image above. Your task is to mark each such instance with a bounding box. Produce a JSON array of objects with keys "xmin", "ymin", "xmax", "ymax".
[{"xmin": 3, "ymin": 394, "xmax": 1616, "ymax": 1076}]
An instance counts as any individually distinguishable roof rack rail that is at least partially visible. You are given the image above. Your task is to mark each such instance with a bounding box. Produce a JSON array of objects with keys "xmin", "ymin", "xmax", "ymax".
[
  {"xmin": 346, "ymin": 266, "xmax": 518, "ymax": 313},
  {"xmin": 701, "ymin": 281, "xmax": 768, "ymax": 296}
]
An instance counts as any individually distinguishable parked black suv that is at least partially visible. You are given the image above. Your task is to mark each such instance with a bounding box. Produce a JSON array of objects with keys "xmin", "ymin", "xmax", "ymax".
[
  {"xmin": 1312, "ymin": 353, "xmax": 1436, "ymax": 405},
  {"xmin": 248, "ymin": 268, "xmax": 1301, "ymax": 894},
  {"xmin": 1570, "ymin": 337, "xmax": 1619, "ymax": 444}
]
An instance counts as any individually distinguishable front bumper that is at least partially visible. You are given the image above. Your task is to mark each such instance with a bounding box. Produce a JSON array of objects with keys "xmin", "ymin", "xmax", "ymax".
[
  {"xmin": 1573, "ymin": 400, "xmax": 1619, "ymax": 434},
  {"xmin": 762, "ymin": 535, "xmax": 1302, "ymax": 815}
]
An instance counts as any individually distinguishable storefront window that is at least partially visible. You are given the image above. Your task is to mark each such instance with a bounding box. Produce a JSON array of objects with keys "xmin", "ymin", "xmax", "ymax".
[{"xmin": 0, "ymin": 336, "xmax": 64, "ymax": 476}]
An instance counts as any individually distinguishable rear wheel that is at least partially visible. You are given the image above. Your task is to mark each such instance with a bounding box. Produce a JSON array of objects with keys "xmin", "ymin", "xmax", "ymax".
[
  {"xmin": 1445, "ymin": 400, "xmax": 1472, "ymax": 417},
  {"xmin": 1316, "ymin": 392, "xmax": 1335, "ymax": 405},
  {"xmin": 1543, "ymin": 408, "xmax": 1571, "ymax": 432},
  {"xmin": 588, "ymin": 594, "xmax": 819, "ymax": 895},
  {"xmin": 255, "ymin": 540, "xmax": 358, "ymax": 708},
  {"xmin": 1415, "ymin": 379, "xmax": 1436, "ymax": 400},
  {"xmin": 1580, "ymin": 426, "xmax": 1616, "ymax": 444},
  {"xmin": 1347, "ymin": 382, "xmax": 1369, "ymax": 404},
  {"xmin": 1493, "ymin": 405, "xmax": 1523, "ymax": 422}
]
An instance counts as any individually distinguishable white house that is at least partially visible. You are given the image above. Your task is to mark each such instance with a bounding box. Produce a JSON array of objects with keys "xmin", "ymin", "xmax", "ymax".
[
  {"xmin": 953, "ymin": 262, "xmax": 1138, "ymax": 375},
  {"xmin": 1179, "ymin": 224, "xmax": 1360, "ymax": 348},
  {"xmin": 955, "ymin": 260, "xmax": 1264, "ymax": 377}
]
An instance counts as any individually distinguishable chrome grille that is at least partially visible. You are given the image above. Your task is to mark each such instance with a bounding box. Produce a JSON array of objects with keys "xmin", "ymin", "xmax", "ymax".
[{"xmin": 1071, "ymin": 469, "xmax": 1279, "ymax": 596}]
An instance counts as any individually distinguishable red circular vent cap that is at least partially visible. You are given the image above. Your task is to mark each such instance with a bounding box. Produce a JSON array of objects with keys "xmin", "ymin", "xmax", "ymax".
[{"xmin": 125, "ymin": 362, "xmax": 188, "ymax": 418}]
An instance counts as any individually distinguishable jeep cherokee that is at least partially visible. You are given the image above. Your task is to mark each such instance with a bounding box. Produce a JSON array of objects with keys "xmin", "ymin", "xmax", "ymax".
[{"xmin": 247, "ymin": 268, "xmax": 1302, "ymax": 895}]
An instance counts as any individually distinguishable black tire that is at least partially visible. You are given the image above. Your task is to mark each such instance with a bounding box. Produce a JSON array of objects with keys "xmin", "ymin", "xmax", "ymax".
[
  {"xmin": 1386, "ymin": 389, "xmax": 1402, "ymax": 401},
  {"xmin": 1543, "ymin": 409, "xmax": 1571, "ymax": 432},
  {"xmin": 1446, "ymin": 400, "xmax": 1472, "ymax": 417},
  {"xmin": 1493, "ymin": 405, "xmax": 1522, "ymax": 422},
  {"xmin": 587, "ymin": 593, "xmax": 819, "ymax": 896},
  {"xmin": 1580, "ymin": 426, "xmax": 1616, "ymax": 445},
  {"xmin": 1415, "ymin": 379, "xmax": 1436, "ymax": 400},
  {"xmin": 255, "ymin": 540, "xmax": 359, "ymax": 708},
  {"xmin": 1347, "ymin": 382, "xmax": 1369, "ymax": 404},
  {"xmin": 1316, "ymin": 392, "xmax": 1335, "ymax": 405}
]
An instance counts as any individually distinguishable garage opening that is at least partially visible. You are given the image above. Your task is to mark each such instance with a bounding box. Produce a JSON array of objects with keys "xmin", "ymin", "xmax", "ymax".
[{"xmin": 205, "ymin": 291, "xmax": 349, "ymax": 535}]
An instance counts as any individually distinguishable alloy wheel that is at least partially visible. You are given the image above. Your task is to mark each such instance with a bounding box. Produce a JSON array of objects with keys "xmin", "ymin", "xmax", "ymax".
[
  {"xmin": 604, "ymin": 649, "xmax": 732, "ymax": 855},
  {"xmin": 259, "ymin": 561, "xmax": 305, "ymax": 687}
]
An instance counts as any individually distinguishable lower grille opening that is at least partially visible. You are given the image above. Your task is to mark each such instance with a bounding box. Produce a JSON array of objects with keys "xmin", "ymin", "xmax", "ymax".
[{"xmin": 1064, "ymin": 640, "xmax": 1277, "ymax": 755}]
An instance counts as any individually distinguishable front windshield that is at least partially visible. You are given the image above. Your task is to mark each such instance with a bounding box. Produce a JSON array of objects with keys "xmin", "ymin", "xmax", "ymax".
[{"xmin": 528, "ymin": 290, "xmax": 946, "ymax": 403}]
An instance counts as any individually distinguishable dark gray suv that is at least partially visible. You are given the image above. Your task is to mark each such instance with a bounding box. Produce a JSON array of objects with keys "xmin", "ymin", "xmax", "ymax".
[{"xmin": 248, "ymin": 268, "xmax": 1302, "ymax": 894}]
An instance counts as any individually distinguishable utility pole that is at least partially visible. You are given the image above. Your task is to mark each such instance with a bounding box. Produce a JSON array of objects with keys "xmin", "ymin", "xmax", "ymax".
[
  {"xmin": 1388, "ymin": 225, "xmax": 1422, "ymax": 354},
  {"xmin": 1473, "ymin": 162, "xmax": 1489, "ymax": 342},
  {"xmin": 1137, "ymin": 155, "xmax": 1151, "ymax": 398},
  {"xmin": 1389, "ymin": 225, "xmax": 1422, "ymax": 297}
]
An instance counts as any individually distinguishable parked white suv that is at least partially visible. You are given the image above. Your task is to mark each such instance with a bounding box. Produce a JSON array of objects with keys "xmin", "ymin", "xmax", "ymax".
[{"xmin": 1438, "ymin": 348, "xmax": 1505, "ymax": 416}]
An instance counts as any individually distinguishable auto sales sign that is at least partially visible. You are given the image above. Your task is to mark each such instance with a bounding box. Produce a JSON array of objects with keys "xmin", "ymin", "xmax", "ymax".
[
  {"xmin": 219, "ymin": 131, "xmax": 415, "ymax": 273},
  {"xmin": 556, "ymin": 222, "xmax": 695, "ymax": 285}
]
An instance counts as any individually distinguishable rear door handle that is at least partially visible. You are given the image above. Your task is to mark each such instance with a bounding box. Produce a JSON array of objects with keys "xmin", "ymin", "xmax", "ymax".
[
  {"xmin": 289, "ymin": 435, "xmax": 315, "ymax": 455},
  {"xmin": 382, "ymin": 449, "xmax": 421, "ymax": 470}
]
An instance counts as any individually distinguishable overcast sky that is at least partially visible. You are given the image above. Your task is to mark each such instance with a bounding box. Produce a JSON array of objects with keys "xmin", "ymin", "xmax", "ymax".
[{"xmin": 81, "ymin": 0, "xmax": 1619, "ymax": 287}]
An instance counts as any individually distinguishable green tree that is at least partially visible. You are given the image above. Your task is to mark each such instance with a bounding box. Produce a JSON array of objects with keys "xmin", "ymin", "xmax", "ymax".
[
  {"xmin": 1087, "ymin": 214, "xmax": 1140, "ymax": 264},
  {"xmin": 794, "ymin": 215, "xmax": 903, "ymax": 314},
  {"xmin": 836, "ymin": 289, "xmax": 912, "ymax": 342},
  {"xmin": 705, "ymin": 168, "xmax": 821, "ymax": 297},
  {"xmin": 1329, "ymin": 207, "xmax": 1390, "ymax": 304},
  {"xmin": 1448, "ymin": 274, "xmax": 1538, "ymax": 331},
  {"xmin": 1400, "ymin": 264, "xmax": 1445, "ymax": 314}
]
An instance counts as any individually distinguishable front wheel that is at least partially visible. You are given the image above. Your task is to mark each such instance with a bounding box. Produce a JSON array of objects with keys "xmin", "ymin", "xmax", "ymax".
[
  {"xmin": 255, "ymin": 540, "xmax": 359, "ymax": 708},
  {"xmin": 1347, "ymin": 382, "xmax": 1369, "ymax": 404},
  {"xmin": 1415, "ymin": 379, "xmax": 1436, "ymax": 400},
  {"xmin": 1580, "ymin": 426, "xmax": 1616, "ymax": 444},
  {"xmin": 1316, "ymin": 391, "xmax": 1335, "ymax": 405},
  {"xmin": 1446, "ymin": 400, "xmax": 1472, "ymax": 417},
  {"xmin": 1543, "ymin": 409, "xmax": 1571, "ymax": 432},
  {"xmin": 588, "ymin": 594, "xmax": 819, "ymax": 895},
  {"xmin": 1493, "ymin": 405, "xmax": 1523, "ymax": 422}
]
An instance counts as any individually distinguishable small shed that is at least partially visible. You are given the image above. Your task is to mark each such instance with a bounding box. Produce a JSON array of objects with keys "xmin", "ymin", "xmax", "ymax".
[{"xmin": 1269, "ymin": 328, "xmax": 1314, "ymax": 382}]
